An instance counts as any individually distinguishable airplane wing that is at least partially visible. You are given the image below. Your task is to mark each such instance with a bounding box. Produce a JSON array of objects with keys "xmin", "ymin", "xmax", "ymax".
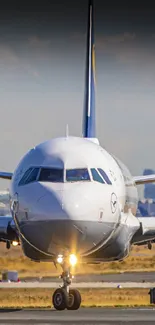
[
  {"xmin": 133, "ymin": 174, "xmax": 155, "ymax": 185},
  {"xmin": 0, "ymin": 172, "xmax": 18, "ymax": 244},
  {"xmin": 0, "ymin": 172, "xmax": 13, "ymax": 180},
  {"xmin": 132, "ymin": 216, "xmax": 155, "ymax": 245},
  {"xmin": 132, "ymin": 174, "xmax": 155, "ymax": 244}
]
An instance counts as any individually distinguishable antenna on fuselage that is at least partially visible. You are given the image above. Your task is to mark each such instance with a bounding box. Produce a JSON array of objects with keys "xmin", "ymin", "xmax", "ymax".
[{"xmin": 66, "ymin": 124, "xmax": 69, "ymax": 137}]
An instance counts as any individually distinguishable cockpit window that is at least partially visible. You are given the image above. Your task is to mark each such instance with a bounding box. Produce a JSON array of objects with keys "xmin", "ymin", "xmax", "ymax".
[
  {"xmin": 39, "ymin": 168, "xmax": 63, "ymax": 183},
  {"xmin": 66, "ymin": 168, "xmax": 90, "ymax": 182},
  {"xmin": 19, "ymin": 167, "xmax": 39, "ymax": 186},
  {"xmin": 25, "ymin": 168, "xmax": 40, "ymax": 184},
  {"xmin": 91, "ymin": 168, "xmax": 105, "ymax": 183},
  {"xmin": 97, "ymin": 168, "xmax": 112, "ymax": 184}
]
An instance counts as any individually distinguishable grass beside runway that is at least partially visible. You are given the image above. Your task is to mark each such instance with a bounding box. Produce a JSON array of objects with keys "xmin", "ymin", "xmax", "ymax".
[{"xmin": 0, "ymin": 288, "xmax": 153, "ymax": 308}]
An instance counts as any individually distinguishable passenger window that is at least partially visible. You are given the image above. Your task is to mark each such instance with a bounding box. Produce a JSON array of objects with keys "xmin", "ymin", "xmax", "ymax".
[
  {"xmin": 39, "ymin": 168, "xmax": 63, "ymax": 182},
  {"xmin": 66, "ymin": 168, "xmax": 90, "ymax": 182},
  {"xmin": 91, "ymin": 168, "xmax": 105, "ymax": 183},
  {"xmin": 98, "ymin": 168, "xmax": 112, "ymax": 184}
]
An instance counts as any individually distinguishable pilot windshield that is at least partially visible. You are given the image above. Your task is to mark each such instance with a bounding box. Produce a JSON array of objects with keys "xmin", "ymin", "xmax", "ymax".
[
  {"xmin": 39, "ymin": 168, "xmax": 63, "ymax": 182},
  {"xmin": 66, "ymin": 168, "xmax": 90, "ymax": 182}
]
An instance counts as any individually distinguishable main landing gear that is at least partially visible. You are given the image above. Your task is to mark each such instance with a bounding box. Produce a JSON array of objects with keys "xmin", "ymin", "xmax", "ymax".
[{"xmin": 52, "ymin": 255, "xmax": 81, "ymax": 310}]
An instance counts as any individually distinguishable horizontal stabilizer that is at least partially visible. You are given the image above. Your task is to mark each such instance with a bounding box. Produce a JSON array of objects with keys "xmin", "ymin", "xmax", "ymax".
[
  {"xmin": 0, "ymin": 172, "xmax": 13, "ymax": 180},
  {"xmin": 133, "ymin": 174, "xmax": 155, "ymax": 185}
]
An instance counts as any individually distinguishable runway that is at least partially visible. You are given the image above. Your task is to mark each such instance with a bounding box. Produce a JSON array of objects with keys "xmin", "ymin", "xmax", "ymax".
[
  {"xmin": 0, "ymin": 271, "xmax": 152, "ymax": 287},
  {"xmin": 0, "ymin": 280, "xmax": 155, "ymax": 288},
  {"xmin": 1, "ymin": 271, "xmax": 155, "ymax": 287},
  {"xmin": 22, "ymin": 271, "xmax": 155, "ymax": 283},
  {"xmin": 1, "ymin": 308, "xmax": 155, "ymax": 324}
]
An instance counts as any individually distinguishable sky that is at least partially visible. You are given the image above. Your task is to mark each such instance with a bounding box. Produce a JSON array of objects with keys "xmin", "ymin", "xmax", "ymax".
[{"xmin": 0, "ymin": 1, "xmax": 155, "ymax": 195}]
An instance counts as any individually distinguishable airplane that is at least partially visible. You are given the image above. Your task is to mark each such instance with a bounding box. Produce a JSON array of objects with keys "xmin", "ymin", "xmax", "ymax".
[{"xmin": 0, "ymin": 0, "xmax": 155, "ymax": 311}]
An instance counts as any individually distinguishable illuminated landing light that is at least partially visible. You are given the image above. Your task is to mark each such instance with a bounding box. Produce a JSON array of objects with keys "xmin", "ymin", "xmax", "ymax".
[
  {"xmin": 69, "ymin": 254, "xmax": 77, "ymax": 266},
  {"xmin": 12, "ymin": 241, "xmax": 18, "ymax": 247},
  {"xmin": 57, "ymin": 254, "xmax": 63, "ymax": 264}
]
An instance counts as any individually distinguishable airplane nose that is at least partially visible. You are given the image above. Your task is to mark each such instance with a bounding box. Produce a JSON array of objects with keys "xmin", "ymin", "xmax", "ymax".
[
  {"xmin": 61, "ymin": 190, "xmax": 90, "ymax": 220},
  {"xmin": 33, "ymin": 185, "xmax": 94, "ymax": 255},
  {"xmin": 36, "ymin": 187, "xmax": 67, "ymax": 219},
  {"xmin": 36, "ymin": 185, "xmax": 91, "ymax": 220}
]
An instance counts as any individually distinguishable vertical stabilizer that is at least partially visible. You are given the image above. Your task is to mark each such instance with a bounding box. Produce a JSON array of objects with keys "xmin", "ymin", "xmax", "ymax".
[{"xmin": 83, "ymin": 0, "xmax": 97, "ymax": 142}]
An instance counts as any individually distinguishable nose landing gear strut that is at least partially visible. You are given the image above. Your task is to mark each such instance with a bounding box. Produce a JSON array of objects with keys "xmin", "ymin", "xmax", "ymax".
[{"xmin": 52, "ymin": 256, "xmax": 81, "ymax": 310}]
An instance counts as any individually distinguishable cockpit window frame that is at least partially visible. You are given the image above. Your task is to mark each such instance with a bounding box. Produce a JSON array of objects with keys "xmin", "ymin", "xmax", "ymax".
[
  {"xmin": 18, "ymin": 167, "xmax": 40, "ymax": 186},
  {"xmin": 18, "ymin": 165, "xmax": 113, "ymax": 186},
  {"xmin": 65, "ymin": 168, "xmax": 91, "ymax": 183},
  {"xmin": 38, "ymin": 167, "xmax": 64, "ymax": 183},
  {"xmin": 97, "ymin": 168, "xmax": 112, "ymax": 185},
  {"xmin": 90, "ymin": 168, "xmax": 105, "ymax": 184}
]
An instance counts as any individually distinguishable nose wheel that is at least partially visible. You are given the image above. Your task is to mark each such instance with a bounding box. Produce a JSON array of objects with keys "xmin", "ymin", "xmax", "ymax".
[
  {"xmin": 52, "ymin": 263, "xmax": 81, "ymax": 310},
  {"xmin": 66, "ymin": 288, "xmax": 81, "ymax": 310},
  {"xmin": 52, "ymin": 288, "xmax": 67, "ymax": 311},
  {"xmin": 52, "ymin": 287, "xmax": 81, "ymax": 311}
]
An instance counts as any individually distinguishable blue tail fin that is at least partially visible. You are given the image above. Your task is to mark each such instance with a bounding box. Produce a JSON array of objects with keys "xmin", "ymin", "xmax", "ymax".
[{"xmin": 83, "ymin": 0, "xmax": 97, "ymax": 140}]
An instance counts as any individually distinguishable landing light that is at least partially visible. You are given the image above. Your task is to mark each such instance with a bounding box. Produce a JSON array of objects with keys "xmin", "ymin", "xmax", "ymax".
[
  {"xmin": 69, "ymin": 254, "xmax": 77, "ymax": 266},
  {"xmin": 57, "ymin": 255, "xmax": 63, "ymax": 264},
  {"xmin": 12, "ymin": 241, "xmax": 18, "ymax": 247}
]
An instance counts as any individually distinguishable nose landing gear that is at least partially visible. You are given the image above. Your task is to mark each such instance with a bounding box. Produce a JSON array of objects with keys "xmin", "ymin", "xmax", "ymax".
[{"xmin": 52, "ymin": 260, "xmax": 81, "ymax": 310}]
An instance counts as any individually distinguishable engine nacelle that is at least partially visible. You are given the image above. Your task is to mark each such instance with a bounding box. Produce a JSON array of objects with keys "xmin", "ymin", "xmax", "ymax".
[{"xmin": 0, "ymin": 216, "xmax": 18, "ymax": 244}]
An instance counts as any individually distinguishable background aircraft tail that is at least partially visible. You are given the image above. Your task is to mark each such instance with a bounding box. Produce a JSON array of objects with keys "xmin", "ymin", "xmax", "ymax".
[{"xmin": 83, "ymin": 0, "xmax": 98, "ymax": 143}]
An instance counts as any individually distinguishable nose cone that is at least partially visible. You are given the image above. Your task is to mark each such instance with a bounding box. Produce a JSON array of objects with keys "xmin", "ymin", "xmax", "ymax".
[
  {"xmin": 62, "ymin": 190, "xmax": 91, "ymax": 220},
  {"xmin": 29, "ymin": 184, "xmax": 95, "ymax": 255},
  {"xmin": 36, "ymin": 184, "xmax": 92, "ymax": 221},
  {"xmin": 21, "ymin": 183, "xmax": 117, "ymax": 258}
]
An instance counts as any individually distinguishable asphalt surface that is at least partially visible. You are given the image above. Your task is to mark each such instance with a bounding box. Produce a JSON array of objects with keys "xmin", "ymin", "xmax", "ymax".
[
  {"xmin": 1, "ymin": 271, "xmax": 155, "ymax": 288},
  {"xmin": 23, "ymin": 272, "xmax": 155, "ymax": 283},
  {"xmin": 1, "ymin": 308, "xmax": 155, "ymax": 324},
  {"xmin": 0, "ymin": 281, "xmax": 155, "ymax": 288}
]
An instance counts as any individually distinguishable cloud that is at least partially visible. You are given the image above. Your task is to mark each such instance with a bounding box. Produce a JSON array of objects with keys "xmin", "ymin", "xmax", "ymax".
[
  {"xmin": 71, "ymin": 31, "xmax": 136, "ymax": 44},
  {"xmin": 28, "ymin": 36, "xmax": 51, "ymax": 48},
  {"xmin": 95, "ymin": 32, "xmax": 155, "ymax": 76},
  {"xmin": 71, "ymin": 31, "xmax": 153, "ymax": 66},
  {"xmin": 0, "ymin": 43, "xmax": 40, "ymax": 79},
  {"xmin": 0, "ymin": 45, "xmax": 18, "ymax": 66},
  {"xmin": 97, "ymin": 32, "xmax": 136, "ymax": 47}
]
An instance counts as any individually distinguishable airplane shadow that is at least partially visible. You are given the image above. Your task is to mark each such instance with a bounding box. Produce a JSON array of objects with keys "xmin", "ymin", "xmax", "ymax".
[
  {"xmin": 0, "ymin": 308, "xmax": 22, "ymax": 313},
  {"xmin": 0, "ymin": 308, "xmax": 56, "ymax": 313}
]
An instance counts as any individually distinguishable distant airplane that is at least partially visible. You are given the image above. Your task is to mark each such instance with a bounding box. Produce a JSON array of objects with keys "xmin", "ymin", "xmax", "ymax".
[{"xmin": 0, "ymin": 0, "xmax": 155, "ymax": 311}]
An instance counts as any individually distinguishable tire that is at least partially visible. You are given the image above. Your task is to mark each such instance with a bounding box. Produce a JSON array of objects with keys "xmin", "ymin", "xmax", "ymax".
[
  {"xmin": 52, "ymin": 288, "xmax": 67, "ymax": 310},
  {"xmin": 66, "ymin": 289, "xmax": 81, "ymax": 310}
]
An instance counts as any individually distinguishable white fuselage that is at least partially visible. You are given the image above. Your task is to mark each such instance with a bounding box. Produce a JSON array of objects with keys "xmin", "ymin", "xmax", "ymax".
[{"xmin": 9, "ymin": 136, "xmax": 140, "ymax": 262}]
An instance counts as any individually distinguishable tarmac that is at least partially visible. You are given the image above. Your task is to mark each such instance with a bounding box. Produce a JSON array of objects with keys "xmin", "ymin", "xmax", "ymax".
[
  {"xmin": 1, "ymin": 271, "xmax": 155, "ymax": 288},
  {"xmin": 1, "ymin": 307, "xmax": 155, "ymax": 324},
  {"xmin": 21, "ymin": 271, "xmax": 155, "ymax": 283},
  {"xmin": 1, "ymin": 272, "xmax": 155, "ymax": 323},
  {"xmin": 0, "ymin": 281, "xmax": 155, "ymax": 288}
]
